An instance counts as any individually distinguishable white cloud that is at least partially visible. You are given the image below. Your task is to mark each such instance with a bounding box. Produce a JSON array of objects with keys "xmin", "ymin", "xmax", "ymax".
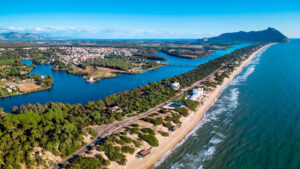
[{"xmin": 0, "ymin": 26, "xmax": 203, "ymax": 39}]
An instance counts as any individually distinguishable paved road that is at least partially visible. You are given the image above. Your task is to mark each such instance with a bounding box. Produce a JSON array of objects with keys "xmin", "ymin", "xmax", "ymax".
[{"xmin": 50, "ymin": 63, "xmax": 226, "ymax": 169}]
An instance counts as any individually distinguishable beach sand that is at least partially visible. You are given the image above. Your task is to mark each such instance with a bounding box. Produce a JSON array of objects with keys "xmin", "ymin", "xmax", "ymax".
[{"xmin": 124, "ymin": 43, "xmax": 274, "ymax": 169}]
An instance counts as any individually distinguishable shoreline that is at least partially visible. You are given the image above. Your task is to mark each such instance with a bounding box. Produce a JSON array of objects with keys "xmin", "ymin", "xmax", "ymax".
[{"xmin": 124, "ymin": 43, "xmax": 274, "ymax": 169}]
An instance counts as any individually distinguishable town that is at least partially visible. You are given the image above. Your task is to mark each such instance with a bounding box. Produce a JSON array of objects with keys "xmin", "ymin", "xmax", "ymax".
[{"xmin": 55, "ymin": 47, "xmax": 139, "ymax": 65}]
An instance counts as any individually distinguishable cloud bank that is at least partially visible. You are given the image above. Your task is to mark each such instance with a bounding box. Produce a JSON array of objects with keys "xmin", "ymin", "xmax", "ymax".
[{"xmin": 0, "ymin": 26, "xmax": 204, "ymax": 39}]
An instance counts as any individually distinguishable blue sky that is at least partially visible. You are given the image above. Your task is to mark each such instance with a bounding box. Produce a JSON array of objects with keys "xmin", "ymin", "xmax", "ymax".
[{"xmin": 0, "ymin": 0, "xmax": 299, "ymax": 38}]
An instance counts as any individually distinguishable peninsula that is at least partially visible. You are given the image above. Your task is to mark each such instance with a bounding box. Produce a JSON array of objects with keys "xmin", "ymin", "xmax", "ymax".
[{"xmin": 0, "ymin": 52, "xmax": 53, "ymax": 98}]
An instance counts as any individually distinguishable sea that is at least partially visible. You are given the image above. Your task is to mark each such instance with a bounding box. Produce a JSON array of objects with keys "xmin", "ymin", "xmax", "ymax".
[{"xmin": 155, "ymin": 39, "xmax": 300, "ymax": 169}]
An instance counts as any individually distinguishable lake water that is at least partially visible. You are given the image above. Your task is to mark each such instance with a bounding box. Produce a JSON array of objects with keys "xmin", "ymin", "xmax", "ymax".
[
  {"xmin": 155, "ymin": 39, "xmax": 300, "ymax": 169},
  {"xmin": 0, "ymin": 43, "xmax": 250, "ymax": 112}
]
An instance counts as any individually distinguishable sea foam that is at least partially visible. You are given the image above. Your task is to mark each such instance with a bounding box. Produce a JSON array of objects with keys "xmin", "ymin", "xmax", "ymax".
[{"xmin": 155, "ymin": 87, "xmax": 241, "ymax": 168}]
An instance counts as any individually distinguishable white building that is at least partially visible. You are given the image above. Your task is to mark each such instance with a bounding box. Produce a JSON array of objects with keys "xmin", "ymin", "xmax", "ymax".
[
  {"xmin": 6, "ymin": 88, "xmax": 12, "ymax": 93},
  {"xmin": 188, "ymin": 88, "xmax": 204, "ymax": 101},
  {"xmin": 171, "ymin": 82, "xmax": 180, "ymax": 90}
]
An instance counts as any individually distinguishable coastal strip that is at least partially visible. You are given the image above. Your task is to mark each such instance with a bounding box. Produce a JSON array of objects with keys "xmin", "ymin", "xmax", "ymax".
[{"xmin": 124, "ymin": 43, "xmax": 275, "ymax": 169}]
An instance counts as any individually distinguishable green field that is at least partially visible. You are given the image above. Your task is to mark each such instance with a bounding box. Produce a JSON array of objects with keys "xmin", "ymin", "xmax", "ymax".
[{"xmin": 0, "ymin": 59, "xmax": 14, "ymax": 65}]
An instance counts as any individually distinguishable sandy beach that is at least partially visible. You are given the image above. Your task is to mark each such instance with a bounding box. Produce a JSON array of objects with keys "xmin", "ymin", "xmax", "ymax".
[{"xmin": 124, "ymin": 43, "xmax": 274, "ymax": 169}]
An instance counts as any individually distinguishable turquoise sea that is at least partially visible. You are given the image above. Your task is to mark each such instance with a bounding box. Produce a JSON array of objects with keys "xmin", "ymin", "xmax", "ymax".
[{"xmin": 155, "ymin": 39, "xmax": 300, "ymax": 169}]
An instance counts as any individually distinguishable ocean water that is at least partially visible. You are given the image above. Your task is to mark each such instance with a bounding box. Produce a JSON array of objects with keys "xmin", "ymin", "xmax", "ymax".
[
  {"xmin": 0, "ymin": 43, "xmax": 250, "ymax": 112},
  {"xmin": 155, "ymin": 40, "xmax": 300, "ymax": 169}
]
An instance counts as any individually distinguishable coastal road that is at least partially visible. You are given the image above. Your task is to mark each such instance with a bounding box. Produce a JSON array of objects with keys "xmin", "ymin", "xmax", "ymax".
[{"xmin": 51, "ymin": 58, "xmax": 235, "ymax": 168}]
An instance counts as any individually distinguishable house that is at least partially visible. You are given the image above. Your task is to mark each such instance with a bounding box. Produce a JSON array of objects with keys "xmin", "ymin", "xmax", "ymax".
[
  {"xmin": 5, "ymin": 82, "xmax": 18, "ymax": 89},
  {"xmin": 136, "ymin": 149, "xmax": 151, "ymax": 158},
  {"xmin": 188, "ymin": 88, "xmax": 204, "ymax": 101},
  {"xmin": 171, "ymin": 82, "xmax": 180, "ymax": 90},
  {"xmin": 112, "ymin": 106, "xmax": 123, "ymax": 113},
  {"xmin": 6, "ymin": 88, "xmax": 12, "ymax": 93}
]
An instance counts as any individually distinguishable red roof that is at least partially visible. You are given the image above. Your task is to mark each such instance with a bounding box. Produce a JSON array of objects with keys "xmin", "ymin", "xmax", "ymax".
[{"xmin": 139, "ymin": 149, "xmax": 150, "ymax": 156}]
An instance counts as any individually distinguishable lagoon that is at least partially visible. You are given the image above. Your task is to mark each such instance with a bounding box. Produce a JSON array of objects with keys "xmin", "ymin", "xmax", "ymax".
[{"xmin": 0, "ymin": 43, "xmax": 250, "ymax": 112}]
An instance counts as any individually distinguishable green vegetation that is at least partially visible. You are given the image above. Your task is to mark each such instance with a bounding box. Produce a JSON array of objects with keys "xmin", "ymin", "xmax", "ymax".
[
  {"xmin": 141, "ymin": 128, "xmax": 155, "ymax": 135},
  {"xmin": 0, "ymin": 59, "xmax": 14, "ymax": 65},
  {"xmin": 98, "ymin": 142, "xmax": 127, "ymax": 165},
  {"xmin": 67, "ymin": 155, "xmax": 110, "ymax": 169},
  {"xmin": 161, "ymin": 48, "xmax": 215, "ymax": 59},
  {"xmin": 138, "ymin": 133, "xmax": 159, "ymax": 147},
  {"xmin": 184, "ymin": 100, "xmax": 200, "ymax": 111},
  {"xmin": 158, "ymin": 131, "xmax": 170, "ymax": 137},
  {"xmin": 142, "ymin": 117, "xmax": 164, "ymax": 126},
  {"xmin": 215, "ymin": 71, "xmax": 230, "ymax": 85},
  {"xmin": 175, "ymin": 107, "xmax": 189, "ymax": 117},
  {"xmin": 133, "ymin": 140, "xmax": 141, "ymax": 147},
  {"xmin": 165, "ymin": 113, "xmax": 181, "ymax": 124},
  {"xmin": 121, "ymin": 146, "xmax": 135, "ymax": 154}
]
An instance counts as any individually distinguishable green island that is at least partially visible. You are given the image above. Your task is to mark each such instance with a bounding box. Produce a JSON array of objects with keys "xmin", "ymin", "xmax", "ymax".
[
  {"xmin": 0, "ymin": 44, "xmax": 264, "ymax": 168},
  {"xmin": 0, "ymin": 50, "xmax": 53, "ymax": 98}
]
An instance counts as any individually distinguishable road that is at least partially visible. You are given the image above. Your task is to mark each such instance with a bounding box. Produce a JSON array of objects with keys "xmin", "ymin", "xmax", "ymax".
[{"xmin": 50, "ymin": 63, "xmax": 226, "ymax": 169}]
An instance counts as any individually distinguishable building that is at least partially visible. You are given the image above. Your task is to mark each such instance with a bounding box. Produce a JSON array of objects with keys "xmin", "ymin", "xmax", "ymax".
[
  {"xmin": 6, "ymin": 88, "xmax": 12, "ymax": 93},
  {"xmin": 112, "ymin": 106, "xmax": 119, "ymax": 112},
  {"xmin": 136, "ymin": 149, "xmax": 151, "ymax": 158},
  {"xmin": 188, "ymin": 88, "xmax": 204, "ymax": 101},
  {"xmin": 5, "ymin": 82, "xmax": 18, "ymax": 89},
  {"xmin": 171, "ymin": 82, "xmax": 180, "ymax": 90}
]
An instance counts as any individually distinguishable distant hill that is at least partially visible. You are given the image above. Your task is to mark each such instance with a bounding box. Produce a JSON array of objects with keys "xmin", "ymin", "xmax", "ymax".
[
  {"xmin": 0, "ymin": 32, "xmax": 47, "ymax": 41},
  {"xmin": 201, "ymin": 28, "xmax": 289, "ymax": 43}
]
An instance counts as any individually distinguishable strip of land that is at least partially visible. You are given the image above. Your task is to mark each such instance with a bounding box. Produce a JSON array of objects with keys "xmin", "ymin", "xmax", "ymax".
[{"xmin": 50, "ymin": 44, "xmax": 274, "ymax": 169}]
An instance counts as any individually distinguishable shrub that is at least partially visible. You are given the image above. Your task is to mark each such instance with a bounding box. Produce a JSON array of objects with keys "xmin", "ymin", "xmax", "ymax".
[
  {"xmin": 120, "ymin": 135, "xmax": 133, "ymax": 143},
  {"xmin": 131, "ymin": 123, "xmax": 139, "ymax": 128},
  {"xmin": 159, "ymin": 108, "xmax": 168, "ymax": 114},
  {"xmin": 133, "ymin": 140, "xmax": 141, "ymax": 147},
  {"xmin": 184, "ymin": 99, "xmax": 199, "ymax": 111},
  {"xmin": 163, "ymin": 122, "xmax": 172, "ymax": 129},
  {"xmin": 175, "ymin": 107, "xmax": 189, "ymax": 117},
  {"xmin": 142, "ymin": 117, "xmax": 163, "ymax": 126},
  {"xmin": 67, "ymin": 156, "xmax": 101, "ymax": 169},
  {"xmin": 126, "ymin": 127, "xmax": 140, "ymax": 134},
  {"xmin": 138, "ymin": 134, "xmax": 159, "ymax": 147},
  {"xmin": 158, "ymin": 131, "xmax": 169, "ymax": 137},
  {"xmin": 121, "ymin": 146, "xmax": 135, "ymax": 154},
  {"xmin": 141, "ymin": 128, "xmax": 155, "ymax": 135}
]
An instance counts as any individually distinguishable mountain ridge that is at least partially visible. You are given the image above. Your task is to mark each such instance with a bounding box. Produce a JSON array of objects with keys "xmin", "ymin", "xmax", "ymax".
[
  {"xmin": 201, "ymin": 27, "xmax": 289, "ymax": 43},
  {"xmin": 0, "ymin": 32, "xmax": 47, "ymax": 41}
]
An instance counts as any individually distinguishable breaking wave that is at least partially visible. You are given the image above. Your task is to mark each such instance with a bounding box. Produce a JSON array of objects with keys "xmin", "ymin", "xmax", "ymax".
[
  {"xmin": 155, "ymin": 87, "xmax": 240, "ymax": 168},
  {"xmin": 232, "ymin": 44, "xmax": 272, "ymax": 85}
]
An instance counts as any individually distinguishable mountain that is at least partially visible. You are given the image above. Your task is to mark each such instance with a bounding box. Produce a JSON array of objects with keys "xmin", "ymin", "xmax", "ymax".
[
  {"xmin": 201, "ymin": 28, "xmax": 289, "ymax": 43},
  {"xmin": 0, "ymin": 32, "xmax": 47, "ymax": 41}
]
